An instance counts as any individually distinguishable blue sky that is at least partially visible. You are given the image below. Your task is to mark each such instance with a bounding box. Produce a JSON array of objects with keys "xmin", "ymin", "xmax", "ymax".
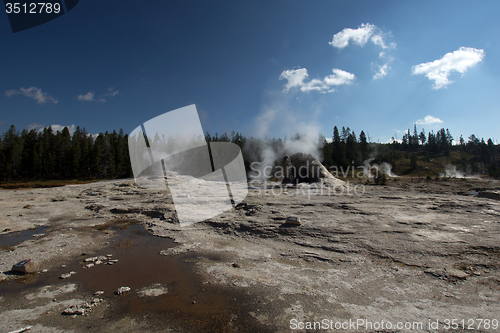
[{"xmin": 1, "ymin": 0, "xmax": 499, "ymax": 143}]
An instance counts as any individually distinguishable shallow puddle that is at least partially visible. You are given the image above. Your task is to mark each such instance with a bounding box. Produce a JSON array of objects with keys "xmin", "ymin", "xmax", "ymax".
[
  {"xmin": 0, "ymin": 223, "xmax": 269, "ymax": 332},
  {"xmin": 0, "ymin": 225, "xmax": 48, "ymax": 249}
]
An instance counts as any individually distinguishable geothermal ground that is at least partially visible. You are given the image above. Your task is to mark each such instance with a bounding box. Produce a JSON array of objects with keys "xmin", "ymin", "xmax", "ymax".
[{"xmin": 1, "ymin": 176, "xmax": 500, "ymax": 332}]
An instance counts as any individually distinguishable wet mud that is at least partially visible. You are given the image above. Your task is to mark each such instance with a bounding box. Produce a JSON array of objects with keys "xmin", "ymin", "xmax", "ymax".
[
  {"xmin": 0, "ymin": 226, "xmax": 48, "ymax": 250},
  {"xmin": 0, "ymin": 223, "xmax": 271, "ymax": 332}
]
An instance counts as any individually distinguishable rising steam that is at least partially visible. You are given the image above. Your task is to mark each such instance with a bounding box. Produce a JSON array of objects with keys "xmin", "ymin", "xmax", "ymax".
[
  {"xmin": 362, "ymin": 158, "xmax": 397, "ymax": 178},
  {"xmin": 248, "ymin": 92, "xmax": 323, "ymax": 181},
  {"xmin": 441, "ymin": 164, "xmax": 465, "ymax": 178}
]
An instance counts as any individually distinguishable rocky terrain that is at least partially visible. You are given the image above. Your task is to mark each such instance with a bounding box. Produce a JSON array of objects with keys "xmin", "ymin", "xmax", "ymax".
[{"xmin": 1, "ymin": 175, "xmax": 500, "ymax": 332}]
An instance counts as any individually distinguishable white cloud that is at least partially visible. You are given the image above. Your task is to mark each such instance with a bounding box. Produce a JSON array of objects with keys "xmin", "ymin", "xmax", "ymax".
[
  {"xmin": 28, "ymin": 123, "xmax": 77, "ymax": 135},
  {"xmin": 78, "ymin": 87, "xmax": 118, "ymax": 102},
  {"xmin": 330, "ymin": 23, "xmax": 395, "ymax": 50},
  {"xmin": 77, "ymin": 91, "xmax": 105, "ymax": 102},
  {"xmin": 104, "ymin": 87, "xmax": 119, "ymax": 97},
  {"xmin": 279, "ymin": 68, "xmax": 309, "ymax": 92},
  {"xmin": 5, "ymin": 86, "xmax": 58, "ymax": 104},
  {"xmin": 324, "ymin": 68, "xmax": 356, "ymax": 86},
  {"xmin": 78, "ymin": 91, "xmax": 96, "ymax": 101},
  {"xmin": 373, "ymin": 63, "xmax": 390, "ymax": 80},
  {"xmin": 330, "ymin": 23, "xmax": 376, "ymax": 49},
  {"xmin": 279, "ymin": 68, "xmax": 354, "ymax": 93},
  {"xmin": 371, "ymin": 33, "xmax": 396, "ymax": 50},
  {"xmin": 330, "ymin": 23, "xmax": 395, "ymax": 80},
  {"xmin": 416, "ymin": 115, "xmax": 443, "ymax": 125},
  {"xmin": 50, "ymin": 124, "xmax": 77, "ymax": 134},
  {"xmin": 411, "ymin": 47, "xmax": 485, "ymax": 89}
]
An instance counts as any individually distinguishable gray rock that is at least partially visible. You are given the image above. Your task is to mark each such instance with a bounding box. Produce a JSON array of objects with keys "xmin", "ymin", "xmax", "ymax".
[
  {"xmin": 285, "ymin": 216, "xmax": 301, "ymax": 226},
  {"xmin": 62, "ymin": 298, "xmax": 102, "ymax": 316},
  {"xmin": 116, "ymin": 286, "xmax": 131, "ymax": 295},
  {"xmin": 59, "ymin": 271, "xmax": 76, "ymax": 279},
  {"xmin": 446, "ymin": 268, "xmax": 469, "ymax": 279},
  {"xmin": 63, "ymin": 306, "xmax": 85, "ymax": 315}
]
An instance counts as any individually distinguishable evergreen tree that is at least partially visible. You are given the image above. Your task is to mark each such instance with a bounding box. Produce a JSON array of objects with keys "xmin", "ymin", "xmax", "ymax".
[
  {"xmin": 332, "ymin": 126, "xmax": 348, "ymax": 169},
  {"xmin": 419, "ymin": 129, "xmax": 426, "ymax": 145},
  {"xmin": 413, "ymin": 124, "xmax": 419, "ymax": 148},
  {"xmin": 345, "ymin": 130, "xmax": 358, "ymax": 166},
  {"xmin": 359, "ymin": 130, "xmax": 369, "ymax": 161}
]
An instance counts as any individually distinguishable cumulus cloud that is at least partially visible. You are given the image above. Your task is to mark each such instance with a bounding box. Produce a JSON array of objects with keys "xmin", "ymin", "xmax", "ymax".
[
  {"xmin": 330, "ymin": 23, "xmax": 375, "ymax": 49},
  {"xmin": 324, "ymin": 68, "xmax": 356, "ymax": 86},
  {"xmin": 280, "ymin": 68, "xmax": 309, "ymax": 92},
  {"xmin": 5, "ymin": 86, "xmax": 58, "ymax": 104},
  {"xmin": 411, "ymin": 47, "xmax": 485, "ymax": 89},
  {"xmin": 279, "ymin": 68, "xmax": 354, "ymax": 93},
  {"xmin": 416, "ymin": 115, "xmax": 443, "ymax": 125},
  {"xmin": 329, "ymin": 23, "xmax": 395, "ymax": 50}
]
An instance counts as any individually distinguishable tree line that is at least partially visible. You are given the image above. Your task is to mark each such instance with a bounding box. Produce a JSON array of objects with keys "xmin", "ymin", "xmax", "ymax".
[
  {"xmin": 0, "ymin": 125, "xmax": 132, "ymax": 181},
  {"xmin": 322, "ymin": 125, "xmax": 500, "ymax": 178},
  {"xmin": 1, "ymin": 124, "xmax": 499, "ymax": 181}
]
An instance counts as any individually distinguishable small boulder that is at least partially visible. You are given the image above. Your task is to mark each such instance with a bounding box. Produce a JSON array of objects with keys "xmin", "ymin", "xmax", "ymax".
[
  {"xmin": 116, "ymin": 286, "xmax": 131, "ymax": 295},
  {"xmin": 446, "ymin": 268, "xmax": 469, "ymax": 279},
  {"xmin": 59, "ymin": 271, "xmax": 76, "ymax": 279},
  {"xmin": 11, "ymin": 259, "xmax": 39, "ymax": 274},
  {"xmin": 284, "ymin": 216, "xmax": 301, "ymax": 226}
]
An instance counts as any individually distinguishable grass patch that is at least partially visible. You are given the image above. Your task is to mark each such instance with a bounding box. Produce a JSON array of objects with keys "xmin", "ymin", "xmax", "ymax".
[{"xmin": 0, "ymin": 179, "xmax": 97, "ymax": 190}]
